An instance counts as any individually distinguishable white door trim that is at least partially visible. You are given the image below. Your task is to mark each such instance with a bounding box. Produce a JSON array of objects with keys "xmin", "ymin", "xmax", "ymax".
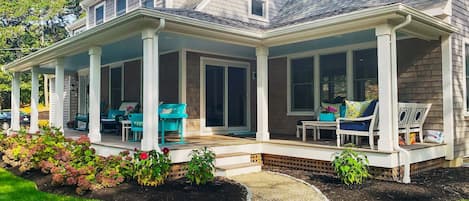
[{"xmin": 200, "ymin": 57, "xmax": 251, "ymax": 134}]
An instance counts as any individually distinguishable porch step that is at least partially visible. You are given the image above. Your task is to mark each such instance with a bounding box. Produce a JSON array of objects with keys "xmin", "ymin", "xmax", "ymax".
[
  {"xmin": 215, "ymin": 162, "xmax": 261, "ymax": 177},
  {"xmin": 215, "ymin": 152, "xmax": 251, "ymax": 167}
]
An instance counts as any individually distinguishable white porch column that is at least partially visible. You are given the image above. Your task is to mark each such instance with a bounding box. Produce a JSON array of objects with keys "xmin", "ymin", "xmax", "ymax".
[
  {"xmin": 55, "ymin": 58, "xmax": 65, "ymax": 131},
  {"xmin": 44, "ymin": 74, "xmax": 49, "ymax": 107},
  {"xmin": 441, "ymin": 34, "xmax": 454, "ymax": 160},
  {"xmin": 88, "ymin": 47, "xmax": 102, "ymax": 143},
  {"xmin": 376, "ymin": 25, "xmax": 395, "ymax": 152},
  {"xmin": 141, "ymin": 28, "xmax": 160, "ymax": 151},
  {"xmin": 10, "ymin": 72, "xmax": 21, "ymax": 132},
  {"xmin": 256, "ymin": 46, "xmax": 270, "ymax": 141},
  {"xmin": 29, "ymin": 66, "xmax": 40, "ymax": 133}
]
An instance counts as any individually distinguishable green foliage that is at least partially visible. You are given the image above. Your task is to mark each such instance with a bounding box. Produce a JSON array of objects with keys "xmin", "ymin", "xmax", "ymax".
[
  {"xmin": 186, "ymin": 147, "xmax": 216, "ymax": 185},
  {"xmin": 132, "ymin": 149, "xmax": 171, "ymax": 186},
  {"xmin": 332, "ymin": 148, "xmax": 370, "ymax": 185},
  {"xmin": 0, "ymin": 167, "xmax": 96, "ymax": 201},
  {"xmin": 0, "ymin": 0, "xmax": 83, "ymax": 108},
  {"xmin": 0, "ymin": 127, "xmax": 132, "ymax": 195}
]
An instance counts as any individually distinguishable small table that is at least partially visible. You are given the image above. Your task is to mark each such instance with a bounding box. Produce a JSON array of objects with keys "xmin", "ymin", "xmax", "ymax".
[
  {"xmin": 120, "ymin": 120, "xmax": 131, "ymax": 142},
  {"xmin": 301, "ymin": 121, "xmax": 337, "ymax": 142}
]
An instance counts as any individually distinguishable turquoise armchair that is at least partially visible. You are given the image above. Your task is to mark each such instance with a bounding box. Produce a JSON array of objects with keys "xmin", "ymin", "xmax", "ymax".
[
  {"xmin": 129, "ymin": 113, "xmax": 143, "ymax": 141},
  {"xmin": 159, "ymin": 104, "xmax": 188, "ymax": 144}
]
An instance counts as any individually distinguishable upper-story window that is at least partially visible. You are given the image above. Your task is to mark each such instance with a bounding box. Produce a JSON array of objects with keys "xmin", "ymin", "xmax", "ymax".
[
  {"xmin": 95, "ymin": 3, "xmax": 105, "ymax": 25},
  {"xmin": 116, "ymin": 0, "xmax": 127, "ymax": 16},
  {"xmin": 250, "ymin": 0, "xmax": 266, "ymax": 18},
  {"xmin": 142, "ymin": 0, "xmax": 154, "ymax": 8}
]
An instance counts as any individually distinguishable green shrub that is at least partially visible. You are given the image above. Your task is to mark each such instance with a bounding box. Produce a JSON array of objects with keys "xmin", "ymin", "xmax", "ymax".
[
  {"xmin": 186, "ymin": 147, "xmax": 216, "ymax": 185},
  {"xmin": 332, "ymin": 148, "xmax": 370, "ymax": 185},
  {"xmin": 132, "ymin": 149, "xmax": 171, "ymax": 186}
]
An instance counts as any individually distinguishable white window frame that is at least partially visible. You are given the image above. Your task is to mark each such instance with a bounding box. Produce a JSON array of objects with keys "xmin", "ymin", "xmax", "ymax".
[
  {"xmin": 463, "ymin": 38, "xmax": 469, "ymax": 116},
  {"xmin": 115, "ymin": 0, "xmax": 128, "ymax": 16},
  {"xmin": 285, "ymin": 42, "xmax": 377, "ymax": 116},
  {"xmin": 199, "ymin": 57, "xmax": 251, "ymax": 134},
  {"xmin": 94, "ymin": 2, "xmax": 106, "ymax": 25},
  {"xmin": 287, "ymin": 55, "xmax": 316, "ymax": 116},
  {"xmin": 248, "ymin": 0, "xmax": 268, "ymax": 22}
]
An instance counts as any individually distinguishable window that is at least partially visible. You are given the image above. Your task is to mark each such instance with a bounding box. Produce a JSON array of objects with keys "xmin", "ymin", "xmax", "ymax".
[
  {"xmin": 354, "ymin": 48, "xmax": 378, "ymax": 101},
  {"xmin": 116, "ymin": 0, "xmax": 126, "ymax": 16},
  {"xmin": 320, "ymin": 53, "xmax": 347, "ymax": 103},
  {"xmin": 465, "ymin": 43, "xmax": 469, "ymax": 112},
  {"xmin": 251, "ymin": 0, "xmax": 266, "ymax": 17},
  {"xmin": 142, "ymin": 0, "xmax": 154, "ymax": 8},
  {"xmin": 95, "ymin": 3, "xmax": 104, "ymax": 25},
  {"xmin": 290, "ymin": 57, "xmax": 314, "ymax": 112}
]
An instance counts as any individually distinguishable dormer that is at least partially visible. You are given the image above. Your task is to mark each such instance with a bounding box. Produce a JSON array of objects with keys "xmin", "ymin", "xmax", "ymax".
[{"xmin": 79, "ymin": 0, "xmax": 164, "ymax": 29}]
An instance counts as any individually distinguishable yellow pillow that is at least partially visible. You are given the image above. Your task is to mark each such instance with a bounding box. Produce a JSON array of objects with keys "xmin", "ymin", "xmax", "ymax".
[{"xmin": 345, "ymin": 100, "xmax": 372, "ymax": 118}]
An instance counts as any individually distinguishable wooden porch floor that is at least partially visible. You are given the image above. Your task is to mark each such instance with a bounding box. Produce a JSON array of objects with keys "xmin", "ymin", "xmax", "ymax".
[
  {"xmin": 64, "ymin": 129, "xmax": 442, "ymax": 152},
  {"xmin": 64, "ymin": 129, "xmax": 259, "ymax": 150}
]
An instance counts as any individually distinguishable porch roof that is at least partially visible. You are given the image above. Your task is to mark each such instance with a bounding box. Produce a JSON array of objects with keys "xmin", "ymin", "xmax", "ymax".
[{"xmin": 2, "ymin": 3, "xmax": 457, "ymax": 72}]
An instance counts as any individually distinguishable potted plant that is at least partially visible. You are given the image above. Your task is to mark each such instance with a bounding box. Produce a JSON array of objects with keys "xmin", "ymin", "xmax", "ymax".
[{"xmin": 319, "ymin": 106, "xmax": 337, "ymax": 121}]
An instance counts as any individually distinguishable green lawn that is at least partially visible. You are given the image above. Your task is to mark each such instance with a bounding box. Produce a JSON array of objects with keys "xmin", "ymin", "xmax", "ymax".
[{"xmin": 0, "ymin": 168, "xmax": 96, "ymax": 201}]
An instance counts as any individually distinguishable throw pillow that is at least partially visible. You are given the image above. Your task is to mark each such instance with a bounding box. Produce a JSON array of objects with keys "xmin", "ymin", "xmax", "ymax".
[
  {"xmin": 345, "ymin": 100, "xmax": 372, "ymax": 118},
  {"xmin": 321, "ymin": 102, "xmax": 342, "ymax": 118}
]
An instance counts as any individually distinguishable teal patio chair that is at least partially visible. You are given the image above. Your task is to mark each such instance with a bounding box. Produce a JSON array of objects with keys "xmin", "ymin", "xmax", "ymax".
[
  {"xmin": 159, "ymin": 104, "xmax": 188, "ymax": 145},
  {"xmin": 129, "ymin": 113, "xmax": 143, "ymax": 141},
  {"xmin": 101, "ymin": 109, "xmax": 125, "ymax": 133}
]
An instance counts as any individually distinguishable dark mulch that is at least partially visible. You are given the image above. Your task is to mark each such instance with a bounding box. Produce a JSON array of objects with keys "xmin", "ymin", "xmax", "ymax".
[
  {"xmin": 266, "ymin": 167, "xmax": 469, "ymax": 201},
  {"xmin": 3, "ymin": 164, "xmax": 247, "ymax": 201}
]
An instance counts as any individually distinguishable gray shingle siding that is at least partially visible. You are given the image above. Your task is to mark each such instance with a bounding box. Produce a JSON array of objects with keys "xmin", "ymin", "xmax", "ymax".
[
  {"xmin": 106, "ymin": 0, "xmax": 114, "ymax": 20},
  {"xmin": 451, "ymin": 0, "xmax": 469, "ymax": 157}
]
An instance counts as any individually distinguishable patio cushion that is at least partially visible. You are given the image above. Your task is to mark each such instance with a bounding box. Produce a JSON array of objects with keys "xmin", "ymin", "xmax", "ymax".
[
  {"xmin": 340, "ymin": 121, "xmax": 370, "ymax": 131},
  {"xmin": 360, "ymin": 100, "xmax": 377, "ymax": 117},
  {"xmin": 345, "ymin": 100, "xmax": 371, "ymax": 118}
]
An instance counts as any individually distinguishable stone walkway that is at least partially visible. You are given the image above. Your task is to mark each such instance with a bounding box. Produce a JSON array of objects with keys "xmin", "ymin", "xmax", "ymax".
[{"xmin": 231, "ymin": 171, "xmax": 328, "ymax": 201}]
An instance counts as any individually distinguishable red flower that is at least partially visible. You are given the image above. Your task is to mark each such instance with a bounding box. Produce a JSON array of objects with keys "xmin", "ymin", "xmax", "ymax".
[
  {"xmin": 139, "ymin": 152, "xmax": 149, "ymax": 160},
  {"xmin": 162, "ymin": 147, "xmax": 170, "ymax": 155}
]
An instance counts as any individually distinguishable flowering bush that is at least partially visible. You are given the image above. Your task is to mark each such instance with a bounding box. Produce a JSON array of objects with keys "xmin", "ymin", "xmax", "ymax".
[
  {"xmin": 132, "ymin": 149, "xmax": 171, "ymax": 186},
  {"xmin": 186, "ymin": 147, "xmax": 216, "ymax": 185},
  {"xmin": 0, "ymin": 126, "xmax": 173, "ymax": 194}
]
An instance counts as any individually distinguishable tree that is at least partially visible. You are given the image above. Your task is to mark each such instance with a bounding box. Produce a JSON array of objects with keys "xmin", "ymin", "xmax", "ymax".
[{"xmin": 0, "ymin": 0, "xmax": 82, "ymax": 109}]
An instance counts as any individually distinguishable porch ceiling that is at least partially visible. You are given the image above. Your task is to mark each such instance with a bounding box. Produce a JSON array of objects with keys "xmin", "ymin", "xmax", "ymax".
[{"xmin": 36, "ymin": 32, "xmax": 256, "ymax": 72}]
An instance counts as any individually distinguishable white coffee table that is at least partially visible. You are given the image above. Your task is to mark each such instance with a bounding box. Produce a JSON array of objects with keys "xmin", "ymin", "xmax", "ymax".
[
  {"xmin": 301, "ymin": 121, "xmax": 337, "ymax": 142},
  {"xmin": 120, "ymin": 120, "xmax": 131, "ymax": 142}
]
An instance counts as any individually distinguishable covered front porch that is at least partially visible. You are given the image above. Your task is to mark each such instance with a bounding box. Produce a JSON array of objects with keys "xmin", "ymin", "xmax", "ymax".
[{"xmin": 4, "ymin": 5, "xmax": 457, "ymax": 182}]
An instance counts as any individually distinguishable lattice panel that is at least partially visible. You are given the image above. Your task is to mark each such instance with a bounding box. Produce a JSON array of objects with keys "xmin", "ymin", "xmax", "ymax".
[
  {"xmin": 251, "ymin": 153, "xmax": 263, "ymax": 165},
  {"xmin": 262, "ymin": 154, "xmax": 335, "ymax": 176},
  {"xmin": 410, "ymin": 158, "xmax": 445, "ymax": 175},
  {"xmin": 168, "ymin": 163, "xmax": 188, "ymax": 180}
]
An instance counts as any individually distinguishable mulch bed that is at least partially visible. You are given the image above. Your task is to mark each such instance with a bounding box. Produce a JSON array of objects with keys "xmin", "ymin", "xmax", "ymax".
[
  {"xmin": 266, "ymin": 167, "xmax": 469, "ymax": 201},
  {"xmin": 2, "ymin": 163, "xmax": 247, "ymax": 201}
]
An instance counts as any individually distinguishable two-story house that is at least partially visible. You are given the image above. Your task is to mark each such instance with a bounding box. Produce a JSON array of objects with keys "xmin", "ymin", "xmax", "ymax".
[{"xmin": 3, "ymin": 0, "xmax": 468, "ymax": 182}]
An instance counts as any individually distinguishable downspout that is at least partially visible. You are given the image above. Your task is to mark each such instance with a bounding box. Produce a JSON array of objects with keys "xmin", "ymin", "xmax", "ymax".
[
  {"xmin": 155, "ymin": 18, "xmax": 166, "ymax": 33},
  {"xmin": 391, "ymin": 15, "xmax": 412, "ymax": 183}
]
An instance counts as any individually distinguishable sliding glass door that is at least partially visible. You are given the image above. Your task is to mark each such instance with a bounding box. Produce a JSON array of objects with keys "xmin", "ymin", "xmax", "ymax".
[{"xmin": 203, "ymin": 59, "xmax": 249, "ymax": 131}]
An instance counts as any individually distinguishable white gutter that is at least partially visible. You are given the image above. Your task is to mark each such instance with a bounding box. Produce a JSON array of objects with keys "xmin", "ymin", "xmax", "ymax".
[{"xmin": 391, "ymin": 15, "xmax": 412, "ymax": 184}]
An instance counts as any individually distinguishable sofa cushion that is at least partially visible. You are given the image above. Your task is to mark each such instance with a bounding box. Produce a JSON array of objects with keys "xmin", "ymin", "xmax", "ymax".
[
  {"xmin": 360, "ymin": 100, "xmax": 377, "ymax": 117},
  {"xmin": 340, "ymin": 121, "xmax": 370, "ymax": 131}
]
